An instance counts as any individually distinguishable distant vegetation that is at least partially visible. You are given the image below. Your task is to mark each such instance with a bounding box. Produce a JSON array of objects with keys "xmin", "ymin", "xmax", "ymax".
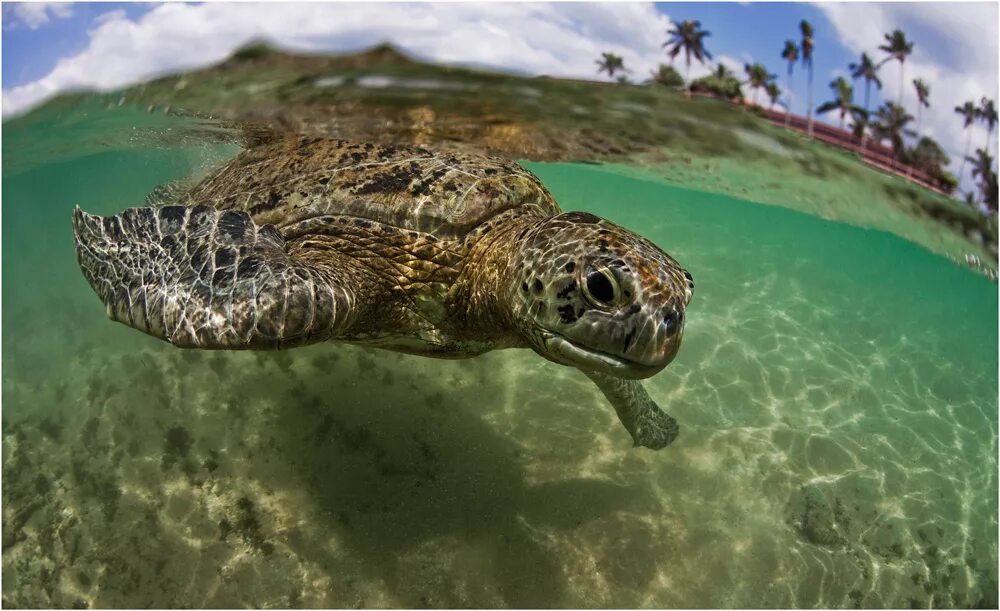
[
  {"xmin": 689, "ymin": 64, "xmax": 743, "ymax": 101},
  {"xmin": 593, "ymin": 16, "xmax": 996, "ymax": 211},
  {"xmin": 230, "ymin": 40, "xmax": 279, "ymax": 62},
  {"xmin": 648, "ymin": 64, "xmax": 684, "ymax": 88}
]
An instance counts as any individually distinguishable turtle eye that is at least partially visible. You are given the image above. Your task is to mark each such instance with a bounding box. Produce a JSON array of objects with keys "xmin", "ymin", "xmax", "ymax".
[{"xmin": 583, "ymin": 268, "xmax": 620, "ymax": 307}]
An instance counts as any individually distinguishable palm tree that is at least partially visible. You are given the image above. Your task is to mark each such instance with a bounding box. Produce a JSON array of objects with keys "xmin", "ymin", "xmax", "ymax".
[
  {"xmin": 743, "ymin": 62, "xmax": 775, "ymax": 107},
  {"xmin": 713, "ymin": 63, "xmax": 735, "ymax": 80},
  {"xmin": 872, "ymin": 102, "xmax": 915, "ymax": 165},
  {"xmin": 848, "ymin": 53, "xmax": 881, "ymax": 152},
  {"xmin": 912, "ymin": 78, "xmax": 930, "ymax": 134},
  {"xmin": 780, "ymin": 40, "xmax": 798, "ymax": 126},
  {"xmin": 909, "ymin": 78, "xmax": 930, "ymax": 177},
  {"xmin": 663, "ymin": 20, "xmax": 713, "ymax": 96},
  {"xmin": 878, "ymin": 29, "xmax": 914, "ymax": 105},
  {"xmin": 595, "ymin": 52, "xmax": 626, "ymax": 80},
  {"xmin": 816, "ymin": 77, "xmax": 864, "ymax": 131},
  {"xmin": 985, "ymin": 169, "xmax": 999, "ymax": 211},
  {"xmin": 979, "ymin": 97, "xmax": 998, "ymax": 150},
  {"xmin": 956, "ymin": 101, "xmax": 979, "ymax": 182},
  {"xmin": 800, "ymin": 20, "xmax": 815, "ymax": 136},
  {"xmin": 967, "ymin": 148, "xmax": 993, "ymax": 182},
  {"xmin": 966, "ymin": 148, "xmax": 998, "ymax": 210},
  {"xmin": 850, "ymin": 107, "xmax": 870, "ymax": 146},
  {"xmin": 766, "ymin": 82, "xmax": 782, "ymax": 111},
  {"xmin": 849, "ymin": 53, "xmax": 882, "ymax": 117}
]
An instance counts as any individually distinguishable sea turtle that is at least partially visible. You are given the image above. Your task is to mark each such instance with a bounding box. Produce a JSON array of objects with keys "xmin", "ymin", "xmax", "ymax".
[{"xmin": 72, "ymin": 135, "xmax": 694, "ymax": 449}]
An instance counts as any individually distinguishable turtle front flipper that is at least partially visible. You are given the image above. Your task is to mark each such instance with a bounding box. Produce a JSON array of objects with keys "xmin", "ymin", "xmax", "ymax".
[
  {"xmin": 582, "ymin": 370, "xmax": 679, "ymax": 450},
  {"xmin": 72, "ymin": 204, "xmax": 363, "ymax": 349}
]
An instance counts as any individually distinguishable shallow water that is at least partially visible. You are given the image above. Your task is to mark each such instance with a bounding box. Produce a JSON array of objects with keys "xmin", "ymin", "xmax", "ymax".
[{"xmin": 2, "ymin": 104, "xmax": 997, "ymax": 608}]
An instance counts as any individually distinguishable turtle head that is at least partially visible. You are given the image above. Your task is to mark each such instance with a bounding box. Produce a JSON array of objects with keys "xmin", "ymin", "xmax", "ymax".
[{"xmin": 511, "ymin": 211, "xmax": 693, "ymax": 380}]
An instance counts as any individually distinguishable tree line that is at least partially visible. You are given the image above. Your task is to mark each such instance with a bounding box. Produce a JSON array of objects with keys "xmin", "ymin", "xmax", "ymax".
[{"xmin": 594, "ymin": 19, "xmax": 998, "ymax": 211}]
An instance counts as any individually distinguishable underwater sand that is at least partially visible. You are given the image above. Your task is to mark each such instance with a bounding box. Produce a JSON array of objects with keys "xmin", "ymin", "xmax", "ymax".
[{"xmin": 2, "ymin": 107, "xmax": 997, "ymax": 608}]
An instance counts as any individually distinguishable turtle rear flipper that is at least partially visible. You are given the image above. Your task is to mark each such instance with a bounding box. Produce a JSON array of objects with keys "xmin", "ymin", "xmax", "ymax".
[{"xmin": 72, "ymin": 204, "xmax": 361, "ymax": 349}]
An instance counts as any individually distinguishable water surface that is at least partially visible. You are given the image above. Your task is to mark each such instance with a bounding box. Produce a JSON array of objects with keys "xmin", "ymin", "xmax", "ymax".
[{"xmin": 2, "ymin": 105, "xmax": 997, "ymax": 608}]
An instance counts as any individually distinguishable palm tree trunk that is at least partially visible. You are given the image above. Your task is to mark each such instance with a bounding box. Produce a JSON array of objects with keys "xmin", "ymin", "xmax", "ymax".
[
  {"xmin": 806, "ymin": 63, "xmax": 814, "ymax": 137},
  {"xmin": 959, "ymin": 127, "xmax": 972, "ymax": 183},
  {"xmin": 784, "ymin": 68, "xmax": 793, "ymax": 128},
  {"xmin": 685, "ymin": 56, "xmax": 691, "ymax": 99},
  {"xmin": 898, "ymin": 61, "xmax": 905, "ymax": 106},
  {"xmin": 859, "ymin": 80, "xmax": 871, "ymax": 155},
  {"xmin": 909, "ymin": 104, "xmax": 921, "ymax": 178}
]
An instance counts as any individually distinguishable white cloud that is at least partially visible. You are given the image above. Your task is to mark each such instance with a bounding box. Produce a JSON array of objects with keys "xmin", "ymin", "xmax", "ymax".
[
  {"xmin": 819, "ymin": 2, "xmax": 998, "ymax": 194},
  {"xmin": 93, "ymin": 8, "xmax": 126, "ymax": 27},
  {"xmin": 4, "ymin": 2, "xmax": 72, "ymax": 30},
  {"xmin": 3, "ymin": 2, "xmax": 679, "ymax": 115}
]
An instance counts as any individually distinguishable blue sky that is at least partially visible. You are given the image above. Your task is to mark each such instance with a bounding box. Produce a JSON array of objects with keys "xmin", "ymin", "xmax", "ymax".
[
  {"xmin": 2, "ymin": 2, "xmax": 997, "ymax": 188},
  {"xmin": 3, "ymin": 3, "xmax": 144, "ymax": 86},
  {"xmin": 1, "ymin": 2, "xmax": 870, "ymax": 118},
  {"xmin": 652, "ymin": 2, "xmax": 862, "ymax": 113}
]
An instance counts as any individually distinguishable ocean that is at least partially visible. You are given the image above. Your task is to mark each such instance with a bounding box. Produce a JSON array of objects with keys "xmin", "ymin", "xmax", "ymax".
[{"xmin": 2, "ymin": 101, "xmax": 996, "ymax": 608}]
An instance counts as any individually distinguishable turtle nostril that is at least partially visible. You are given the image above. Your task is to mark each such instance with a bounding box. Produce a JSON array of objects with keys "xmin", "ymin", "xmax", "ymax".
[{"xmin": 663, "ymin": 309, "xmax": 682, "ymax": 335}]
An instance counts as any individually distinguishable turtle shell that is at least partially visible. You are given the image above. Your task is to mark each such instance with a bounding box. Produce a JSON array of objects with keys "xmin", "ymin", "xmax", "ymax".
[{"xmin": 183, "ymin": 135, "xmax": 561, "ymax": 239}]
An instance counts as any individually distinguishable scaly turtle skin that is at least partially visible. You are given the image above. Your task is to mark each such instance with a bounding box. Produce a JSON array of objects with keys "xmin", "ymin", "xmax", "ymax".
[{"xmin": 72, "ymin": 135, "xmax": 694, "ymax": 449}]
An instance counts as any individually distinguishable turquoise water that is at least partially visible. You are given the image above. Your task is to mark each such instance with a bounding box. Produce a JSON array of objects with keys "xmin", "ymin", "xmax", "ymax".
[{"xmin": 2, "ymin": 105, "xmax": 997, "ymax": 608}]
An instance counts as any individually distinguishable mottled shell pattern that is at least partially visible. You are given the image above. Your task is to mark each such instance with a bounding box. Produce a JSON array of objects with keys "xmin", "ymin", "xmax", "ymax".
[{"xmin": 180, "ymin": 135, "xmax": 561, "ymax": 237}]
